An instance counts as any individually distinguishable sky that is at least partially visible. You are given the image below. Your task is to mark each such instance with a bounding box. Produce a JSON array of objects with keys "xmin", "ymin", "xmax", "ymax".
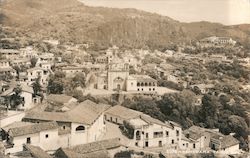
[{"xmin": 79, "ymin": 0, "xmax": 250, "ymax": 25}]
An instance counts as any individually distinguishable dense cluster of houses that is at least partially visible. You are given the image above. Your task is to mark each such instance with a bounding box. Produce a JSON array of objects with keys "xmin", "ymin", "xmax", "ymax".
[
  {"xmin": 0, "ymin": 94, "xmax": 241, "ymax": 157},
  {"xmin": 0, "ymin": 37, "xmax": 246, "ymax": 157}
]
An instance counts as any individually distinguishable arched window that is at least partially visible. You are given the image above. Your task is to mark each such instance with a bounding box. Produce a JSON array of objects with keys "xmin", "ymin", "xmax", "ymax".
[
  {"xmin": 76, "ymin": 125, "xmax": 85, "ymax": 131},
  {"xmin": 149, "ymin": 82, "xmax": 152, "ymax": 86},
  {"xmin": 141, "ymin": 83, "xmax": 144, "ymax": 87},
  {"xmin": 145, "ymin": 83, "xmax": 148, "ymax": 86}
]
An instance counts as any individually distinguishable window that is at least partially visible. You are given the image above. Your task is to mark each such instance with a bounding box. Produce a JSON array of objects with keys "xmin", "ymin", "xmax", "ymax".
[
  {"xmin": 146, "ymin": 133, "xmax": 148, "ymax": 139},
  {"xmin": 153, "ymin": 132, "xmax": 163, "ymax": 138},
  {"xmin": 153, "ymin": 88, "xmax": 155, "ymax": 91},
  {"xmin": 149, "ymin": 88, "xmax": 151, "ymax": 91},
  {"xmin": 63, "ymin": 126, "xmax": 66, "ymax": 130},
  {"xmin": 131, "ymin": 82, "xmax": 133, "ymax": 86},
  {"xmin": 176, "ymin": 130, "xmax": 179, "ymax": 136},
  {"xmin": 141, "ymin": 88, "xmax": 143, "ymax": 91},
  {"xmin": 166, "ymin": 131, "xmax": 169, "ymax": 137},
  {"xmin": 76, "ymin": 125, "xmax": 85, "ymax": 131},
  {"xmin": 27, "ymin": 137, "xmax": 31, "ymax": 144},
  {"xmin": 135, "ymin": 142, "xmax": 138, "ymax": 146},
  {"xmin": 172, "ymin": 139, "xmax": 174, "ymax": 144},
  {"xmin": 193, "ymin": 143, "xmax": 196, "ymax": 149},
  {"xmin": 145, "ymin": 141, "xmax": 148, "ymax": 147},
  {"xmin": 45, "ymin": 134, "xmax": 49, "ymax": 138},
  {"xmin": 137, "ymin": 88, "xmax": 140, "ymax": 91},
  {"xmin": 183, "ymin": 144, "xmax": 185, "ymax": 146}
]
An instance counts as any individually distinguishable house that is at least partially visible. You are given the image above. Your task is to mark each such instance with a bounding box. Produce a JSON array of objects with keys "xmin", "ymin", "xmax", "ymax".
[
  {"xmin": 0, "ymin": 83, "xmax": 35, "ymax": 110},
  {"xmin": 199, "ymin": 36, "xmax": 236, "ymax": 47},
  {"xmin": 126, "ymin": 75, "xmax": 157, "ymax": 93},
  {"xmin": 36, "ymin": 53, "xmax": 54, "ymax": 66},
  {"xmin": 210, "ymin": 135, "xmax": 240, "ymax": 154},
  {"xmin": 190, "ymin": 84, "xmax": 214, "ymax": 94},
  {"xmin": 27, "ymin": 67, "xmax": 50, "ymax": 86},
  {"xmin": 61, "ymin": 66, "xmax": 86, "ymax": 77},
  {"xmin": 182, "ymin": 126, "xmax": 240, "ymax": 154},
  {"xmin": 46, "ymin": 94, "xmax": 77, "ymax": 112},
  {"xmin": 105, "ymin": 105, "xmax": 182, "ymax": 148},
  {"xmin": 0, "ymin": 60, "xmax": 17, "ymax": 77},
  {"xmin": 55, "ymin": 138, "xmax": 125, "ymax": 158},
  {"xmin": 23, "ymin": 100, "xmax": 111, "ymax": 147},
  {"xmin": 10, "ymin": 58, "xmax": 31, "ymax": 67},
  {"xmin": 20, "ymin": 46, "xmax": 38, "ymax": 59},
  {"xmin": 1, "ymin": 121, "xmax": 59, "ymax": 154},
  {"xmin": 0, "ymin": 49, "xmax": 20, "ymax": 59},
  {"xmin": 21, "ymin": 144, "xmax": 52, "ymax": 158}
]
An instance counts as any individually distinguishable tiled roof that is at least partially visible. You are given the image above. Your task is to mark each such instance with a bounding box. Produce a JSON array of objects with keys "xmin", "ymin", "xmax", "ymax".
[
  {"xmin": 56, "ymin": 148, "xmax": 110, "ymax": 158},
  {"xmin": 55, "ymin": 138, "xmax": 120, "ymax": 158},
  {"xmin": 183, "ymin": 125, "xmax": 223, "ymax": 141},
  {"xmin": 129, "ymin": 75, "xmax": 156, "ymax": 82},
  {"xmin": 47, "ymin": 94, "xmax": 75, "ymax": 105},
  {"xmin": 2, "ymin": 121, "xmax": 34, "ymax": 132},
  {"xmin": 105, "ymin": 105, "xmax": 142, "ymax": 120},
  {"xmin": 24, "ymin": 100, "xmax": 111, "ymax": 125},
  {"xmin": 24, "ymin": 145, "xmax": 52, "ymax": 158},
  {"xmin": 212, "ymin": 135, "xmax": 239, "ymax": 149},
  {"xmin": 8, "ymin": 122, "xmax": 58, "ymax": 137},
  {"xmin": 0, "ymin": 83, "xmax": 33, "ymax": 96}
]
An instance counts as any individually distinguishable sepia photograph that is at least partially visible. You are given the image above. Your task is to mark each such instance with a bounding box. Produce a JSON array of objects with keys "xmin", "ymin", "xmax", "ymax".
[{"xmin": 0, "ymin": 0, "xmax": 250, "ymax": 157}]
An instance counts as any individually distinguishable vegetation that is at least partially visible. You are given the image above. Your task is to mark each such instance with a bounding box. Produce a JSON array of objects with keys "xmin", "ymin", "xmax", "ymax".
[
  {"xmin": 119, "ymin": 121, "xmax": 135, "ymax": 139},
  {"xmin": 122, "ymin": 91, "xmax": 249, "ymax": 150}
]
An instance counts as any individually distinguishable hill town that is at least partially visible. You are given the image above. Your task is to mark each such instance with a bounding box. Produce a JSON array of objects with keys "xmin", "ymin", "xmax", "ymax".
[{"xmin": 0, "ymin": 0, "xmax": 250, "ymax": 158}]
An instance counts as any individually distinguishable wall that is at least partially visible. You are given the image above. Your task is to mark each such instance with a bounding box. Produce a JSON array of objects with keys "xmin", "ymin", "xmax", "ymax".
[
  {"xmin": 70, "ymin": 123, "xmax": 89, "ymax": 146},
  {"xmin": 39, "ymin": 129, "xmax": 60, "ymax": 151},
  {"xmin": 87, "ymin": 113, "xmax": 106, "ymax": 142},
  {"xmin": 126, "ymin": 79, "xmax": 137, "ymax": 91},
  {"xmin": 0, "ymin": 111, "xmax": 25, "ymax": 128},
  {"xmin": 133, "ymin": 123, "xmax": 182, "ymax": 148}
]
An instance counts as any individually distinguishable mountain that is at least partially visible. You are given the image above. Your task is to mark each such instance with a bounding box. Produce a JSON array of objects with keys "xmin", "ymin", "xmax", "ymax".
[{"xmin": 0, "ymin": 0, "xmax": 250, "ymax": 49}]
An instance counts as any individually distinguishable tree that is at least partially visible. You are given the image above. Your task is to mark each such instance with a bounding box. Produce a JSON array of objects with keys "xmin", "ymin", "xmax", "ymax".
[
  {"xmin": 47, "ymin": 71, "xmax": 66, "ymax": 94},
  {"xmin": 71, "ymin": 72, "xmax": 86, "ymax": 88},
  {"xmin": 9, "ymin": 86, "xmax": 23, "ymax": 109},
  {"xmin": 32, "ymin": 77, "xmax": 42, "ymax": 96},
  {"xmin": 30, "ymin": 57, "xmax": 38, "ymax": 68}
]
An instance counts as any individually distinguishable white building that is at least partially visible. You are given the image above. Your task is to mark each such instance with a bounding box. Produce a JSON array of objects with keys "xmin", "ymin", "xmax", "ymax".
[
  {"xmin": 26, "ymin": 67, "xmax": 50, "ymax": 86},
  {"xmin": 23, "ymin": 100, "xmax": 111, "ymax": 147},
  {"xmin": 0, "ymin": 83, "xmax": 35, "ymax": 110},
  {"xmin": 105, "ymin": 105, "xmax": 182, "ymax": 148},
  {"xmin": 1, "ymin": 121, "xmax": 59, "ymax": 154}
]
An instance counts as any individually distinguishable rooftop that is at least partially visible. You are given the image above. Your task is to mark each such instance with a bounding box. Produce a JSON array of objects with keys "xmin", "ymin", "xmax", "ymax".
[
  {"xmin": 8, "ymin": 122, "xmax": 58, "ymax": 137},
  {"xmin": 46, "ymin": 94, "xmax": 76, "ymax": 105},
  {"xmin": 212, "ymin": 135, "xmax": 239, "ymax": 149},
  {"xmin": 24, "ymin": 100, "xmax": 111, "ymax": 125},
  {"xmin": 24, "ymin": 144, "xmax": 52, "ymax": 158},
  {"xmin": 56, "ymin": 138, "xmax": 120, "ymax": 158}
]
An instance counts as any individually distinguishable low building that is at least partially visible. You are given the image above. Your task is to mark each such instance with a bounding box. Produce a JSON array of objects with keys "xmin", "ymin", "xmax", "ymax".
[
  {"xmin": 210, "ymin": 135, "xmax": 240, "ymax": 154},
  {"xmin": 61, "ymin": 66, "xmax": 86, "ymax": 77},
  {"xmin": 0, "ymin": 60, "xmax": 17, "ymax": 77},
  {"xmin": 199, "ymin": 36, "xmax": 236, "ymax": 47},
  {"xmin": 0, "ymin": 49, "xmax": 20, "ymax": 59},
  {"xmin": 183, "ymin": 126, "xmax": 240, "ymax": 154},
  {"xmin": 23, "ymin": 100, "xmax": 111, "ymax": 147},
  {"xmin": 105, "ymin": 105, "xmax": 182, "ymax": 148},
  {"xmin": 27, "ymin": 67, "xmax": 50, "ymax": 86},
  {"xmin": 0, "ymin": 83, "xmax": 34, "ymax": 110},
  {"xmin": 1, "ymin": 121, "xmax": 59, "ymax": 154},
  {"xmin": 55, "ymin": 138, "xmax": 125, "ymax": 158}
]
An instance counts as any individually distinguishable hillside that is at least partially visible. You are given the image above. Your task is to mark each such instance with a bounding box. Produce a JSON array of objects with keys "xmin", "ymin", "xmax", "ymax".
[{"xmin": 0, "ymin": 0, "xmax": 250, "ymax": 49}]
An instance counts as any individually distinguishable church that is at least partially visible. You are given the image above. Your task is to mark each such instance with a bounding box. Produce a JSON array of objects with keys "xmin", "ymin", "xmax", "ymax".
[{"xmin": 93, "ymin": 62, "xmax": 157, "ymax": 93}]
